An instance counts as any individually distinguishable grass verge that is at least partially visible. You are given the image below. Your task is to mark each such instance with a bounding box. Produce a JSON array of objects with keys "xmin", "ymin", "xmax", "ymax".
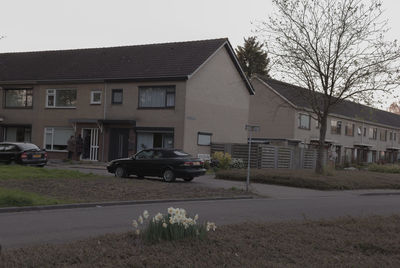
[
  {"xmin": 0, "ymin": 165, "xmax": 97, "ymax": 180},
  {"xmin": 0, "ymin": 187, "xmax": 62, "ymax": 207},
  {"xmin": 0, "ymin": 166, "xmax": 251, "ymax": 207},
  {"xmin": 2, "ymin": 215, "xmax": 400, "ymax": 267},
  {"xmin": 216, "ymin": 168, "xmax": 400, "ymax": 190}
]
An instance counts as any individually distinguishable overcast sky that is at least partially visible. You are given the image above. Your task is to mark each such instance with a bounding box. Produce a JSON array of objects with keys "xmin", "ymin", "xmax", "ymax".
[{"xmin": 1, "ymin": 0, "xmax": 399, "ymax": 108}]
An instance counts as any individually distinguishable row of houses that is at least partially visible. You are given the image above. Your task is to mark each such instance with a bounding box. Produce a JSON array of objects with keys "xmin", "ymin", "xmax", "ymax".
[{"xmin": 0, "ymin": 38, "xmax": 399, "ymax": 165}]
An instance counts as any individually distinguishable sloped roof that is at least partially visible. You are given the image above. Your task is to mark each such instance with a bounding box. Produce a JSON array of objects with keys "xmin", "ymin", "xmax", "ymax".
[
  {"xmin": 258, "ymin": 76, "xmax": 400, "ymax": 128},
  {"xmin": 0, "ymin": 38, "xmax": 254, "ymax": 93}
]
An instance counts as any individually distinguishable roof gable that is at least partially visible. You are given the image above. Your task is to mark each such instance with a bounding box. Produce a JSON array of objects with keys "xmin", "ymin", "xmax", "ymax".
[{"xmin": 257, "ymin": 75, "xmax": 400, "ymax": 128}]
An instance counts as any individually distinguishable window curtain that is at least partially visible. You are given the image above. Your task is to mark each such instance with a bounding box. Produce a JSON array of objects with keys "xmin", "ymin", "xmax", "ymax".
[{"xmin": 140, "ymin": 88, "xmax": 167, "ymax": 107}]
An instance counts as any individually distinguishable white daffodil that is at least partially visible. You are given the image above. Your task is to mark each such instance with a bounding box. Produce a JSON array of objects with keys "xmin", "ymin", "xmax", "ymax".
[
  {"xmin": 194, "ymin": 214, "xmax": 199, "ymax": 221},
  {"xmin": 143, "ymin": 210, "xmax": 149, "ymax": 219},
  {"xmin": 206, "ymin": 222, "xmax": 217, "ymax": 231},
  {"xmin": 138, "ymin": 216, "xmax": 144, "ymax": 224},
  {"xmin": 162, "ymin": 222, "xmax": 168, "ymax": 228},
  {"xmin": 132, "ymin": 220, "xmax": 138, "ymax": 228},
  {"xmin": 168, "ymin": 207, "xmax": 174, "ymax": 214},
  {"xmin": 154, "ymin": 212, "xmax": 163, "ymax": 222}
]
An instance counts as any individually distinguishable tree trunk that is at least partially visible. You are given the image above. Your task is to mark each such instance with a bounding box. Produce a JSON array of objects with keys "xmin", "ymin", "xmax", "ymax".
[{"xmin": 315, "ymin": 115, "xmax": 328, "ymax": 174}]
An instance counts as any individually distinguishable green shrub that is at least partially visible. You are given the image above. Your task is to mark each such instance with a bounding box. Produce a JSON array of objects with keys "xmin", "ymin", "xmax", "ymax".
[
  {"xmin": 368, "ymin": 164, "xmax": 400, "ymax": 174},
  {"xmin": 212, "ymin": 152, "xmax": 232, "ymax": 170},
  {"xmin": 132, "ymin": 208, "xmax": 216, "ymax": 243}
]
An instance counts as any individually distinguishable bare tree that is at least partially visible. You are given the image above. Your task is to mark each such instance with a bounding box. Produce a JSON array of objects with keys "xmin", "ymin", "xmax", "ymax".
[{"xmin": 257, "ymin": 0, "xmax": 400, "ymax": 173}]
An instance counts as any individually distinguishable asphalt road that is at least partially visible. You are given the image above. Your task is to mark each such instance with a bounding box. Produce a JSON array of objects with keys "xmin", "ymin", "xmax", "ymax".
[{"xmin": 1, "ymin": 193, "xmax": 400, "ymax": 249}]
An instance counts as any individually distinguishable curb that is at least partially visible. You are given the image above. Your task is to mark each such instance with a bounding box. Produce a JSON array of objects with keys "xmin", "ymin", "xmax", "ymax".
[{"xmin": 0, "ymin": 196, "xmax": 254, "ymax": 213}]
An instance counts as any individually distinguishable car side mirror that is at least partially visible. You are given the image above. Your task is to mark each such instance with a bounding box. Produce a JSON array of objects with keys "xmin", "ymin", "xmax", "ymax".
[{"xmin": 131, "ymin": 155, "xmax": 136, "ymax": 160}]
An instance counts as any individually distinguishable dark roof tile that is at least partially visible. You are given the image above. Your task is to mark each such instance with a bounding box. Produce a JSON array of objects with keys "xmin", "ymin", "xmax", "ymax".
[{"xmin": 0, "ymin": 38, "xmax": 228, "ymax": 82}]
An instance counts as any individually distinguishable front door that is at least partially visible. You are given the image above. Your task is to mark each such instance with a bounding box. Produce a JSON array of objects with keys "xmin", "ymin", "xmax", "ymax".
[
  {"xmin": 109, "ymin": 128, "xmax": 129, "ymax": 161},
  {"xmin": 81, "ymin": 128, "xmax": 99, "ymax": 161}
]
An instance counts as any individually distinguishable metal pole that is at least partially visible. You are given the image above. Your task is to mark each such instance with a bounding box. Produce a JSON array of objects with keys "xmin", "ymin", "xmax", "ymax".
[{"xmin": 246, "ymin": 130, "xmax": 252, "ymax": 192}]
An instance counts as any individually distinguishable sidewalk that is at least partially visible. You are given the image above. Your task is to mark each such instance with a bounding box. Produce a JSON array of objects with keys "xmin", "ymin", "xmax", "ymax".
[
  {"xmin": 194, "ymin": 175, "xmax": 400, "ymax": 199},
  {"xmin": 47, "ymin": 160, "xmax": 107, "ymax": 171}
]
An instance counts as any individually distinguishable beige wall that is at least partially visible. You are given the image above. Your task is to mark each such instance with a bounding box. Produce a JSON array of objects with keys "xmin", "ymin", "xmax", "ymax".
[
  {"xmin": 0, "ymin": 81, "xmax": 187, "ymax": 157},
  {"xmin": 294, "ymin": 111, "xmax": 400, "ymax": 153},
  {"xmin": 184, "ymin": 46, "xmax": 251, "ymax": 156},
  {"xmin": 104, "ymin": 81, "xmax": 187, "ymax": 150},
  {"xmin": 248, "ymin": 78, "xmax": 295, "ymax": 140}
]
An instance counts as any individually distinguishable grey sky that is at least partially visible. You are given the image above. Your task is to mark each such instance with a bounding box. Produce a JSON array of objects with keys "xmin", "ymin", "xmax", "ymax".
[{"xmin": 1, "ymin": 0, "xmax": 399, "ymax": 107}]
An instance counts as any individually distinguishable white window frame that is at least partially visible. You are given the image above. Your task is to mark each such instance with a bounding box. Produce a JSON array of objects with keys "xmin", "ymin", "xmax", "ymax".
[
  {"xmin": 138, "ymin": 86, "xmax": 176, "ymax": 108},
  {"xmin": 46, "ymin": 88, "xmax": 77, "ymax": 108},
  {"xmin": 90, "ymin": 90, "xmax": 102, "ymax": 105},
  {"xmin": 197, "ymin": 132, "xmax": 212, "ymax": 146},
  {"xmin": 44, "ymin": 127, "xmax": 74, "ymax": 152},
  {"xmin": 298, "ymin": 114, "xmax": 311, "ymax": 130}
]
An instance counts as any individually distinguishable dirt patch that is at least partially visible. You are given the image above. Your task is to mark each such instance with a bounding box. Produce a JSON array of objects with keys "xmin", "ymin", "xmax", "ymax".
[
  {"xmin": 0, "ymin": 176, "xmax": 249, "ymax": 203},
  {"xmin": 216, "ymin": 169, "xmax": 400, "ymax": 190},
  {"xmin": 2, "ymin": 215, "xmax": 400, "ymax": 267}
]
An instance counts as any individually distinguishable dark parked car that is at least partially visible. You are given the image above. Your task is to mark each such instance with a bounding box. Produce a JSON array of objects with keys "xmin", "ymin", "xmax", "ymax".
[
  {"xmin": 0, "ymin": 142, "xmax": 48, "ymax": 166},
  {"xmin": 107, "ymin": 148, "xmax": 206, "ymax": 182}
]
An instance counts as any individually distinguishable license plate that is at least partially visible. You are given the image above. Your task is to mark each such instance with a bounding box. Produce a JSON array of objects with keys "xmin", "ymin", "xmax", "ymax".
[
  {"xmin": 192, "ymin": 162, "xmax": 200, "ymax": 166},
  {"xmin": 33, "ymin": 154, "xmax": 42, "ymax": 158}
]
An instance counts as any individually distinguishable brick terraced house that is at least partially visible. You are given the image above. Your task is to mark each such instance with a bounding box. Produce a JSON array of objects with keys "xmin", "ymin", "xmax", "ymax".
[
  {"xmin": 0, "ymin": 38, "xmax": 254, "ymax": 161},
  {"xmin": 249, "ymin": 76, "xmax": 400, "ymax": 164}
]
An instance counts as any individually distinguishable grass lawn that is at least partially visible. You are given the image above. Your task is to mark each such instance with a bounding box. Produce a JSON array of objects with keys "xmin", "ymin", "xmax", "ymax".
[
  {"xmin": 0, "ymin": 166, "xmax": 249, "ymax": 207},
  {"xmin": 216, "ymin": 168, "xmax": 400, "ymax": 190},
  {"xmin": 2, "ymin": 215, "xmax": 400, "ymax": 267}
]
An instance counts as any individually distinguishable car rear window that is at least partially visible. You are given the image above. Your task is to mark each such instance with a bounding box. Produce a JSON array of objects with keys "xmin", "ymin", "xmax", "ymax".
[
  {"xmin": 18, "ymin": 143, "xmax": 40, "ymax": 151},
  {"xmin": 162, "ymin": 150, "xmax": 190, "ymax": 158}
]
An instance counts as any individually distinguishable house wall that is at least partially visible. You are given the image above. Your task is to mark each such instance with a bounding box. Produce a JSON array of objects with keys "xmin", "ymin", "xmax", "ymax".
[
  {"xmin": 248, "ymin": 78, "xmax": 296, "ymax": 140},
  {"xmin": 104, "ymin": 81, "xmax": 187, "ymax": 150},
  {"xmin": 295, "ymin": 111, "xmax": 400, "ymax": 160},
  {"xmin": 0, "ymin": 81, "xmax": 187, "ymax": 160},
  {"xmin": 184, "ymin": 46, "xmax": 251, "ymax": 157}
]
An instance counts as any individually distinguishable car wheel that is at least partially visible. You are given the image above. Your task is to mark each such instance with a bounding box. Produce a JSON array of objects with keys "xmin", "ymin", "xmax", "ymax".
[
  {"xmin": 183, "ymin": 177, "xmax": 194, "ymax": 182},
  {"xmin": 115, "ymin": 167, "xmax": 127, "ymax": 178},
  {"xmin": 162, "ymin": 169, "xmax": 176, "ymax": 182}
]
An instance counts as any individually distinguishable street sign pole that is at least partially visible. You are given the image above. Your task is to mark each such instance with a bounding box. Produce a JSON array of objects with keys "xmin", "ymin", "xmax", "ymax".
[{"xmin": 245, "ymin": 125, "xmax": 260, "ymax": 192}]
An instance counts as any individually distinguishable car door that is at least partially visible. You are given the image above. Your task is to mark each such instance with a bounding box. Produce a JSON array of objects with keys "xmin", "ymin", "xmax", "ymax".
[
  {"xmin": 148, "ymin": 150, "xmax": 165, "ymax": 176},
  {"xmin": 0, "ymin": 144, "xmax": 6, "ymax": 162},
  {"xmin": 132, "ymin": 150, "xmax": 154, "ymax": 176},
  {"xmin": 2, "ymin": 144, "xmax": 19, "ymax": 163}
]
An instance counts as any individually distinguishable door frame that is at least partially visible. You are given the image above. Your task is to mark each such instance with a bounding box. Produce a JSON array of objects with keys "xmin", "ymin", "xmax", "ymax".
[{"xmin": 81, "ymin": 128, "xmax": 99, "ymax": 161}]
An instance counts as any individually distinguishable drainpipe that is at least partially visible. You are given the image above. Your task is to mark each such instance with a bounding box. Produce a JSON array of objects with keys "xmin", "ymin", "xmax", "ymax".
[{"xmin": 102, "ymin": 82, "xmax": 107, "ymax": 162}]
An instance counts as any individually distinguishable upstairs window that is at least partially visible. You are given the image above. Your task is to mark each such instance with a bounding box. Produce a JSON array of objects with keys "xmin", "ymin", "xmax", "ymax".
[
  {"xmin": 357, "ymin": 126, "xmax": 362, "ymax": 136},
  {"xmin": 298, "ymin": 114, "xmax": 311, "ymax": 130},
  {"xmin": 46, "ymin": 89, "xmax": 77, "ymax": 108},
  {"xmin": 345, "ymin": 123, "xmax": 355, "ymax": 136},
  {"xmin": 90, "ymin": 91, "xmax": 102, "ymax": 104},
  {"xmin": 4, "ymin": 89, "xmax": 33, "ymax": 108},
  {"xmin": 380, "ymin": 130, "xmax": 387, "ymax": 141},
  {"xmin": 112, "ymin": 89, "xmax": 123, "ymax": 104},
  {"xmin": 369, "ymin": 128, "xmax": 377, "ymax": 140},
  {"xmin": 139, "ymin": 86, "xmax": 175, "ymax": 108},
  {"xmin": 331, "ymin": 120, "xmax": 342, "ymax": 134}
]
